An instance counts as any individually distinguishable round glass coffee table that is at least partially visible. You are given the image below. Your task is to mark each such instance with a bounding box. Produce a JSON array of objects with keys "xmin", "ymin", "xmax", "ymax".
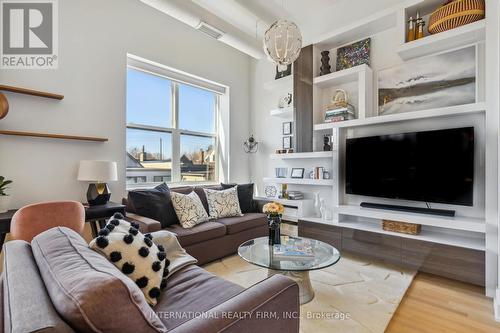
[{"xmin": 238, "ymin": 236, "xmax": 341, "ymax": 304}]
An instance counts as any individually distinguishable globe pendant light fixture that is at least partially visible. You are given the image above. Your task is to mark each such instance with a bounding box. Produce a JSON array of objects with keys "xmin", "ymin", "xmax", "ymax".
[{"xmin": 263, "ymin": 19, "xmax": 302, "ymax": 70}]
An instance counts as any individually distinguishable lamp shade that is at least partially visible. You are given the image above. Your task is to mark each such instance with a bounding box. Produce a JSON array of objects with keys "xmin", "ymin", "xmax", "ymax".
[{"xmin": 77, "ymin": 160, "xmax": 118, "ymax": 182}]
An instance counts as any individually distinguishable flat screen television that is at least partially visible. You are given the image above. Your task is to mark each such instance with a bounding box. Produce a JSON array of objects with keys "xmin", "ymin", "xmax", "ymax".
[{"xmin": 345, "ymin": 127, "xmax": 474, "ymax": 206}]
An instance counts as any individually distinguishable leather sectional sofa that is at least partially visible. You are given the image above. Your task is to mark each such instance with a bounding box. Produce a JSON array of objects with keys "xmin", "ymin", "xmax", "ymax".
[
  {"xmin": 125, "ymin": 185, "xmax": 269, "ymax": 265},
  {"xmin": 1, "ymin": 227, "xmax": 300, "ymax": 333}
]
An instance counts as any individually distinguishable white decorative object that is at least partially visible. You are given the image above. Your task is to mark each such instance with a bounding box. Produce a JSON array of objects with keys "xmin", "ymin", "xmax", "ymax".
[
  {"xmin": 263, "ymin": 20, "xmax": 302, "ymax": 69},
  {"xmin": 319, "ymin": 198, "xmax": 326, "ymax": 220},
  {"xmin": 313, "ymin": 192, "xmax": 321, "ymax": 218},
  {"xmin": 278, "ymin": 93, "xmax": 293, "ymax": 108},
  {"xmin": 0, "ymin": 196, "xmax": 10, "ymax": 213}
]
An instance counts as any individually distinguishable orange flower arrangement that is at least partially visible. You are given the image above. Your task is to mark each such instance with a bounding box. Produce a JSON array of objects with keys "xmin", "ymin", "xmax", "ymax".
[{"xmin": 263, "ymin": 202, "xmax": 285, "ymax": 216}]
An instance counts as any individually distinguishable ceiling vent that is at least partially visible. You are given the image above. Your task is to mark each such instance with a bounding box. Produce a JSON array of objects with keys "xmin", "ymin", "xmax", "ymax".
[{"xmin": 196, "ymin": 21, "xmax": 224, "ymax": 39}]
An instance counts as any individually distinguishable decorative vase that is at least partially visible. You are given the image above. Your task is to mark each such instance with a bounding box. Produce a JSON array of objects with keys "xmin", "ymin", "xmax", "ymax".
[
  {"xmin": 0, "ymin": 196, "xmax": 11, "ymax": 213},
  {"xmin": 267, "ymin": 214, "xmax": 282, "ymax": 245},
  {"xmin": 313, "ymin": 192, "xmax": 321, "ymax": 217},
  {"xmin": 320, "ymin": 198, "xmax": 326, "ymax": 220},
  {"xmin": 320, "ymin": 51, "xmax": 331, "ymax": 76}
]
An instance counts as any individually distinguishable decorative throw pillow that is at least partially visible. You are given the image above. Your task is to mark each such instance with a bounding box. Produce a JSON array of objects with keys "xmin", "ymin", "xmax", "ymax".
[
  {"xmin": 204, "ymin": 186, "xmax": 243, "ymax": 219},
  {"xmin": 126, "ymin": 183, "xmax": 179, "ymax": 228},
  {"xmin": 170, "ymin": 191, "xmax": 209, "ymax": 228},
  {"xmin": 89, "ymin": 213, "xmax": 170, "ymax": 306},
  {"xmin": 221, "ymin": 183, "xmax": 256, "ymax": 213}
]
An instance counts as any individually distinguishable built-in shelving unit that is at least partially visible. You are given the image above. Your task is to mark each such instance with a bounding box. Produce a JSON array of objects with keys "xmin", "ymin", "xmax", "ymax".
[
  {"xmin": 0, "ymin": 84, "xmax": 64, "ymax": 100},
  {"xmin": 270, "ymin": 106, "xmax": 293, "ymax": 117},
  {"xmin": 263, "ymin": 76, "xmax": 292, "ymax": 91},
  {"xmin": 397, "ymin": 20, "xmax": 486, "ymax": 60},
  {"xmin": 0, "ymin": 130, "xmax": 108, "ymax": 142},
  {"xmin": 255, "ymin": 196, "xmax": 314, "ymax": 222},
  {"xmin": 314, "ymin": 102, "xmax": 485, "ymax": 130},
  {"xmin": 270, "ymin": 151, "xmax": 333, "ymax": 159},
  {"xmin": 336, "ymin": 204, "xmax": 486, "ymax": 233},
  {"xmin": 263, "ymin": 178, "xmax": 334, "ymax": 186},
  {"xmin": 313, "ymin": 64, "xmax": 373, "ymax": 124}
]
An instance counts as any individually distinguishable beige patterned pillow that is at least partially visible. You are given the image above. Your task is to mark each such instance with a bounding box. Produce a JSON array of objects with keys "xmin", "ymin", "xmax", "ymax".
[
  {"xmin": 204, "ymin": 186, "xmax": 243, "ymax": 219},
  {"xmin": 170, "ymin": 191, "xmax": 209, "ymax": 228}
]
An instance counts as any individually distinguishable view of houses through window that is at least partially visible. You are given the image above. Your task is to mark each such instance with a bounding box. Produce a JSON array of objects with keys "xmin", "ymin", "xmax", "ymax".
[{"xmin": 126, "ymin": 67, "xmax": 218, "ymax": 185}]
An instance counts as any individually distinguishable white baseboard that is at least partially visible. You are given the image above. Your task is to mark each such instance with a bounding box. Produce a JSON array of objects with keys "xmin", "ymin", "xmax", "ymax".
[{"xmin": 495, "ymin": 288, "xmax": 500, "ymax": 322}]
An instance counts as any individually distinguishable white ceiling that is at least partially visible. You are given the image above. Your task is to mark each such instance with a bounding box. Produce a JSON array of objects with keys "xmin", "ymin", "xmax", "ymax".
[{"xmin": 141, "ymin": 0, "xmax": 407, "ymax": 58}]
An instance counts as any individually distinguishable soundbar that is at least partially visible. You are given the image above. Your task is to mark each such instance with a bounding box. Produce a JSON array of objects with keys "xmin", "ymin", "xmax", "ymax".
[{"xmin": 360, "ymin": 202, "xmax": 455, "ymax": 217}]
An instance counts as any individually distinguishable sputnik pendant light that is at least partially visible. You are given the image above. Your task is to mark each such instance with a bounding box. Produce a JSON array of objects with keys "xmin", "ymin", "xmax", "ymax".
[{"xmin": 262, "ymin": 1, "xmax": 302, "ymax": 69}]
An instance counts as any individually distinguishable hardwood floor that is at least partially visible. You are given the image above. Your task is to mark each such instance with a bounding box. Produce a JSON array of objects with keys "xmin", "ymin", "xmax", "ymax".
[{"xmin": 386, "ymin": 273, "xmax": 500, "ymax": 333}]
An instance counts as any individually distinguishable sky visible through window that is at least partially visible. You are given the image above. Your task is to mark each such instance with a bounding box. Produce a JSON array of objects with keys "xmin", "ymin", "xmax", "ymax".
[{"xmin": 126, "ymin": 67, "xmax": 217, "ymax": 183}]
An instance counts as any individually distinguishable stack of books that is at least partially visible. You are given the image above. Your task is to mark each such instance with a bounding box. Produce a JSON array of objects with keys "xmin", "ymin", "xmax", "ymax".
[
  {"xmin": 287, "ymin": 191, "xmax": 303, "ymax": 200},
  {"xmin": 324, "ymin": 105, "xmax": 355, "ymax": 123}
]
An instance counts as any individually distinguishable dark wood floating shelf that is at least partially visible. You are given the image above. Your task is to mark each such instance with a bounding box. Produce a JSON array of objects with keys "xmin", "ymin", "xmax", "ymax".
[
  {"xmin": 0, "ymin": 130, "xmax": 108, "ymax": 142},
  {"xmin": 0, "ymin": 84, "xmax": 64, "ymax": 100}
]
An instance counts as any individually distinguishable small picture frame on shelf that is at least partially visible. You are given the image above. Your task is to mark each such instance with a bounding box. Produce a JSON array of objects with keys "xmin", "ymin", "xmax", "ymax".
[
  {"xmin": 283, "ymin": 136, "xmax": 292, "ymax": 150},
  {"xmin": 282, "ymin": 122, "xmax": 292, "ymax": 135},
  {"xmin": 275, "ymin": 168, "xmax": 288, "ymax": 178},
  {"xmin": 291, "ymin": 168, "xmax": 305, "ymax": 179}
]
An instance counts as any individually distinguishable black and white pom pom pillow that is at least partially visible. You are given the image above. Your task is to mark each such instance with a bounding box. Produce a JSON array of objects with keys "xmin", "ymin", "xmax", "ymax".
[{"xmin": 89, "ymin": 213, "xmax": 170, "ymax": 306}]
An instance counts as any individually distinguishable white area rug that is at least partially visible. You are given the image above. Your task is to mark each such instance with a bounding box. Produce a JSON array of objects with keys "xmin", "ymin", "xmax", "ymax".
[{"xmin": 204, "ymin": 254, "xmax": 416, "ymax": 333}]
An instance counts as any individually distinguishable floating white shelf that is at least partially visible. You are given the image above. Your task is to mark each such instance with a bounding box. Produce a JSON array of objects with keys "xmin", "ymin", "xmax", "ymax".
[
  {"xmin": 300, "ymin": 216, "xmax": 334, "ymax": 225},
  {"xmin": 263, "ymin": 76, "xmax": 292, "ymax": 91},
  {"xmin": 336, "ymin": 204, "xmax": 486, "ymax": 233},
  {"xmin": 397, "ymin": 20, "xmax": 486, "ymax": 60},
  {"xmin": 313, "ymin": 64, "xmax": 371, "ymax": 88},
  {"xmin": 254, "ymin": 196, "xmax": 313, "ymax": 205},
  {"xmin": 340, "ymin": 220, "xmax": 484, "ymax": 251},
  {"xmin": 314, "ymin": 102, "xmax": 486, "ymax": 130},
  {"xmin": 270, "ymin": 151, "xmax": 334, "ymax": 160},
  {"xmin": 270, "ymin": 106, "xmax": 293, "ymax": 117},
  {"xmin": 298, "ymin": 216, "xmax": 485, "ymax": 250},
  {"xmin": 263, "ymin": 178, "xmax": 334, "ymax": 186},
  {"xmin": 255, "ymin": 196, "xmax": 314, "ymax": 222}
]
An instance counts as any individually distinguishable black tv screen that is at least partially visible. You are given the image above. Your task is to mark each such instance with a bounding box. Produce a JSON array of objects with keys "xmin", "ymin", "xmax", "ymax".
[{"xmin": 345, "ymin": 127, "xmax": 474, "ymax": 206}]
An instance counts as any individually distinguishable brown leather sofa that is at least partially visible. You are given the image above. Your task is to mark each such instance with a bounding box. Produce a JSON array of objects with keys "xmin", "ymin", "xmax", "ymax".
[
  {"xmin": 125, "ymin": 185, "xmax": 268, "ymax": 265},
  {"xmin": 1, "ymin": 228, "xmax": 300, "ymax": 333}
]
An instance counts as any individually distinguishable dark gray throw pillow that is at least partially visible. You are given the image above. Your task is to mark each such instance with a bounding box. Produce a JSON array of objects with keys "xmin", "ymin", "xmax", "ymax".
[
  {"xmin": 127, "ymin": 183, "xmax": 179, "ymax": 228},
  {"xmin": 221, "ymin": 183, "xmax": 256, "ymax": 213}
]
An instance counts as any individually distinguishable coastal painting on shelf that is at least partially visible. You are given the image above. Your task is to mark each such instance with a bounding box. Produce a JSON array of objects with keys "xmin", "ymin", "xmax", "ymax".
[{"xmin": 378, "ymin": 46, "xmax": 476, "ymax": 115}]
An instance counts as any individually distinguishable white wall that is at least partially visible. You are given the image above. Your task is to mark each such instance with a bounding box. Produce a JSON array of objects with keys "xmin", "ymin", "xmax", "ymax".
[{"xmin": 0, "ymin": 0, "xmax": 252, "ymax": 208}]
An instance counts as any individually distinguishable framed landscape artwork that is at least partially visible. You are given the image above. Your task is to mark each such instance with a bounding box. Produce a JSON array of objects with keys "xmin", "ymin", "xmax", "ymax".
[{"xmin": 378, "ymin": 46, "xmax": 476, "ymax": 115}]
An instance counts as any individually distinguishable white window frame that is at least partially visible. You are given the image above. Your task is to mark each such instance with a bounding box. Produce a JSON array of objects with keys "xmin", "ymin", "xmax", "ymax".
[{"xmin": 126, "ymin": 55, "xmax": 227, "ymax": 189}]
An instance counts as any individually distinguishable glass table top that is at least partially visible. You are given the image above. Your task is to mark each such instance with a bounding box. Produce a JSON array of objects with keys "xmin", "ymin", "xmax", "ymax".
[{"xmin": 238, "ymin": 236, "xmax": 341, "ymax": 271}]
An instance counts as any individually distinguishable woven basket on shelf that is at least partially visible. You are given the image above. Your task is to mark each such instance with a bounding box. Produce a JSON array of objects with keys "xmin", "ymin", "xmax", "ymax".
[
  {"xmin": 382, "ymin": 220, "xmax": 421, "ymax": 235},
  {"xmin": 428, "ymin": 0, "xmax": 485, "ymax": 34}
]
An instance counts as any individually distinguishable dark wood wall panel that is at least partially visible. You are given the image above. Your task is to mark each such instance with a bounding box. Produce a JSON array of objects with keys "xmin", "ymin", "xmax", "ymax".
[
  {"xmin": 298, "ymin": 220, "xmax": 341, "ymax": 248},
  {"xmin": 401, "ymin": 239, "xmax": 485, "ymax": 286},
  {"xmin": 298, "ymin": 220, "xmax": 485, "ymax": 286},
  {"xmin": 342, "ymin": 228, "xmax": 402, "ymax": 266},
  {"xmin": 293, "ymin": 45, "xmax": 313, "ymax": 153}
]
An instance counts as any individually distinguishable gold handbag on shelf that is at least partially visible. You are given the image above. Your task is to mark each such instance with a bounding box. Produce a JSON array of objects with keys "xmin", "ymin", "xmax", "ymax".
[{"xmin": 323, "ymin": 89, "xmax": 356, "ymax": 123}]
